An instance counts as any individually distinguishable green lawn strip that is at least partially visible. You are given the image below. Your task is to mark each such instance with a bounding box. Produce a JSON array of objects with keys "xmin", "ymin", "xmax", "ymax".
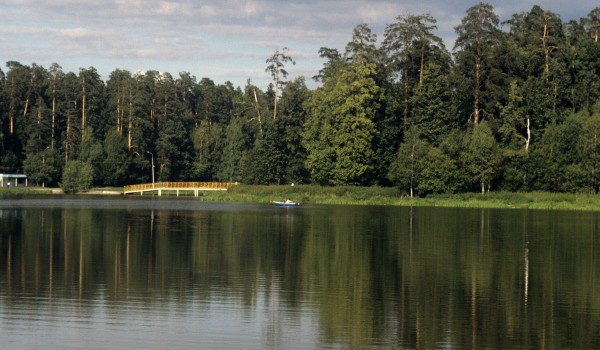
[
  {"xmin": 7, "ymin": 184, "xmax": 599, "ymax": 211},
  {"xmin": 202, "ymin": 185, "xmax": 600, "ymax": 211}
]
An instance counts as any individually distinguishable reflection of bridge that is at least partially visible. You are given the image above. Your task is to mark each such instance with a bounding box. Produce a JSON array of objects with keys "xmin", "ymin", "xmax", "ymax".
[{"xmin": 123, "ymin": 182, "xmax": 238, "ymax": 197}]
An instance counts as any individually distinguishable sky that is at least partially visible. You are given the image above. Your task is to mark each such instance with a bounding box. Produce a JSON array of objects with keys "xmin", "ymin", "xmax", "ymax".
[{"xmin": 1, "ymin": 0, "xmax": 598, "ymax": 90}]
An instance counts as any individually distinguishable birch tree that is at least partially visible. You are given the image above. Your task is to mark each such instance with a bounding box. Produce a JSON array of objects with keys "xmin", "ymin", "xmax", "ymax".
[
  {"xmin": 462, "ymin": 122, "xmax": 500, "ymax": 193},
  {"xmin": 387, "ymin": 126, "xmax": 429, "ymax": 197}
]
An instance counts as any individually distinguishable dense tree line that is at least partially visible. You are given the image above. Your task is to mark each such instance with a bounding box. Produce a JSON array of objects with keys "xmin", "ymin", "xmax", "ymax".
[{"xmin": 1, "ymin": 3, "xmax": 600, "ymax": 195}]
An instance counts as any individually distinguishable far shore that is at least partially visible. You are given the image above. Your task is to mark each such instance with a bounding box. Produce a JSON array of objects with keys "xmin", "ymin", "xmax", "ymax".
[{"xmin": 2, "ymin": 185, "xmax": 600, "ymax": 212}]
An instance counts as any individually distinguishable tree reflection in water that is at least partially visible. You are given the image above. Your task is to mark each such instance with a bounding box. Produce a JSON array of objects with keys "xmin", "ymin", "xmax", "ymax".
[{"xmin": 0, "ymin": 199, "xmax": 599, "ymax": 348}]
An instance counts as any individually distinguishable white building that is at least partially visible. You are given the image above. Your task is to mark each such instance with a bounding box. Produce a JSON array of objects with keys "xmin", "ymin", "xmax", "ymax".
[{"xmin": 0, "ymin": 174, "xmax": 28, "ymax": 187}]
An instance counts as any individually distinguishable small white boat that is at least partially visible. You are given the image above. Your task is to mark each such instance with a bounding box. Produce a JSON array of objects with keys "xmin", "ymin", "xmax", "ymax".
[{"xmin": 273, "ymin": 201, "xmax": 300, "ymax": 207}]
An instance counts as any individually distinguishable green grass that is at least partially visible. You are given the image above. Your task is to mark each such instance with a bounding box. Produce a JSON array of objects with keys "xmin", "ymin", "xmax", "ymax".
[
  {"xmin": 202, "ymin": 185, "xmax": 600, "ymax": 211},
  {"xmin": 0, "ymin": 186, "xmax": 54, "ymax": 195},
  {"xmin": 5, "ymin": 184, "xmax": 600, "ymax": 212}
]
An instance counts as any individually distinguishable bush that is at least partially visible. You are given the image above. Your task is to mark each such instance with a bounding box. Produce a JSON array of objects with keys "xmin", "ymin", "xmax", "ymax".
[{"xmin": 61, "ymin": 160, "xmax": 94, "ymax": 193}]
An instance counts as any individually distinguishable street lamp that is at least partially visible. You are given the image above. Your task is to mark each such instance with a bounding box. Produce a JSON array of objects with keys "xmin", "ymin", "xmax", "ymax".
[{"xmin": 146, "ymin": 151, "xmax": 155, "ymax": 186}]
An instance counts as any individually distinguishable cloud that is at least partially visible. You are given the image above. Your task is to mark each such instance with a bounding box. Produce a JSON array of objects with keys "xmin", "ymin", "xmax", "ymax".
[{"xmin": 2, "ymin": 0, "xmax": 598, "ymax": 88}]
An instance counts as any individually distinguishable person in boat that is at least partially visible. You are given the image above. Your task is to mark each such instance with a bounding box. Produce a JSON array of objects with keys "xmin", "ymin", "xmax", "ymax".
[{"xmin": 285, "ymin": 199, "xmax": 291, "ymax": 204}]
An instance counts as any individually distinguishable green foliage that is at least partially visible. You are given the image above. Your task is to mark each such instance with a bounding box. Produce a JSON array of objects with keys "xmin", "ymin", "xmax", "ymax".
[
  {"xmin": 410, "ymin": 63, "xmax": 458, "ymax": 142},
  {"xmin": 1, "ymin": 4, "xmax": 600, "ymax": 195},
  {"xmin": 577, "ymin": 112, "xmax": 600, "ymax": 192},
  {"xmin": 61, "ymin": 160, "xmax": 93, "ymax": 193},
  {"xmin": 454, "ymin": 3, "xmax": 507, "ymax": 126},
  {"xmin": 78, "ymin": 131, "xmax": 104, "ymax": 185},
  {"xmin": 304, "ymin": 59, "xmax": 382, "ymax": 185},
  {"xmin": 497, "ymin": 80, "xmax": 528, "ymax": 149},
  {"xmin": 241, "ymin": 123, "xmax": 286, "ymax": 184},
  {"xmin": 461, "ymin": 122, "xmax": 501, "ymax": 193},
  {"xmin": 218, "ymin": 117, "xmax": 250, "ymax": 182},
  {"xmin": 387, "ymin": 126, "xmax": 429, "ymax": 196},
  {"xmin": 192, "ymin": 121, "xmax": 223, "ymax": 180},
  {"xmin": 279, "ymin": 77, "xmax": 310, "ymax": 184},
  {"xmin": 22, "ymin": 144, "xmax": 59, "ymax": 187},
  {"xmin": 100, "ymin": 130, "xmax": 130, "ymax": 186},
  {"xmin": 419, "ymin": 147, "xmax": 460, "ymax": 195},
  {"xmin": 497, "ymin": 150, "xmax": 530, "ymax": 192}
]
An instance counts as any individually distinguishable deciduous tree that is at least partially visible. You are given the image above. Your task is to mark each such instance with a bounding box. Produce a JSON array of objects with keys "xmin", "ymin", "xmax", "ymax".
[
  {"xmin": 304, "ymin": 59, "xmax": 382, "ymax": 185},
  {"xmin": 387, "ymin": 126, "xmax": 429, "ymax": 197}
]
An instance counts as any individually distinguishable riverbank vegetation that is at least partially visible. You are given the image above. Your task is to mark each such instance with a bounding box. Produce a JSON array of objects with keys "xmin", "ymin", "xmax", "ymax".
[
  {"xmin": 0, "ymin": 187, "xmax": 53, "ymax": 195},
  {"xmin": 204, "ymin": 185, "xmax": 600, "ymax": 211},
  {"xmin": 1, "ymin": 4, "xmax": 600, "ymax": 196},
  {"xmin": 2, "ymin": 184, "xmax": 600, "ymax": 211}
]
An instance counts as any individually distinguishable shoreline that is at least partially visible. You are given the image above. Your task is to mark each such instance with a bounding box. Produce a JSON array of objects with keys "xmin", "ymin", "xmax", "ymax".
[{"xmin": 2, "ymin": 185, "xmax": 600, "ymax": 212}]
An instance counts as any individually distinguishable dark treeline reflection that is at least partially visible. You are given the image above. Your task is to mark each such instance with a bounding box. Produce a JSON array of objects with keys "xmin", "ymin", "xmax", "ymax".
[{"xmin": 1, "ymin": 201, "xmax": 600, "ymax": 348}]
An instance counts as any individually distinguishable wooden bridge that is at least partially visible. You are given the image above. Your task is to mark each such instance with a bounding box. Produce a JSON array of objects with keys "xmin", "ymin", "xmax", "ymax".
[{"xmin": 123, "ymin": 182, "xmax": 238, "ymax": 197}]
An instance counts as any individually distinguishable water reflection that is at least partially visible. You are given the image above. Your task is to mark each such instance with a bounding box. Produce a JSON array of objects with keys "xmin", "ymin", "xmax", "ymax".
[{"xmin": 0, "ymin": 197, "xmax": 599, "ymax": 348}]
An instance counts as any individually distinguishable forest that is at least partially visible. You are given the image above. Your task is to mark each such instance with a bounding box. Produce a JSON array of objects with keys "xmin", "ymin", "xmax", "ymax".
[{"xmin": 1, "ymin": 3, "xmax": 600, "ymax": 196}]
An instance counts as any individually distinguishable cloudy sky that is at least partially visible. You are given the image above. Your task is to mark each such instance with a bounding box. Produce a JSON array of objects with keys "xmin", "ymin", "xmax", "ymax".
[{"xmin": 1, "ymin": 0, "xmax": 597, "ymax": 89}]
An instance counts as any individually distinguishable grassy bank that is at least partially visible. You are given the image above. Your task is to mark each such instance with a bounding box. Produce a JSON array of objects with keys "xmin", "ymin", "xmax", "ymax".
[
  {"xmin": 203, "ymin": 185, "xmax": 600, "ymax": 211},
  {"xmin": 0, "ymin": 186, "xmax": 54, "ymax": 195},
  {"xmin": 3, "ymin": 184, "xmax": 600, "ymax": 211}
]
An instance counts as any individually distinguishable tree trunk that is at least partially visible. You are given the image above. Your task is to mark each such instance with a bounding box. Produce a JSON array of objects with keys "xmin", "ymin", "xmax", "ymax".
[
  {"xmin": 23, "ymin": 98, "xmax": 29, "ymax": 118},
  {"xmin": 23, "ymin": 74, "xmax": 33, "ymax": 118},
  {"xmin": 542, "ymin": 20, "xmax": 552, "ymax": 83},
  {"xmin": 273, "ymin": 65, "xmax": 279, "ymax": 121},
  {"xmin": 473, "ymin": 61, "xmax": 481, "ymax": 126},
  {"xmin": 66, "ymin": 103, "xmax": 71, "ymax": 138},
  {"xmin": 9, "ymin": 109, "xmax": 14, "ymax": 135},
  {"xmin": 403, "ymin": 40, "xmax": 410, "ymax": 129},
  {"xmin": 164, "ymin": 94, "xmax": 168, "ymax": 120},
  {"xmin": 150, "ymin": 98, "xmax": 155, "ymax": 123},
  {"xmin": 9, "ymin": 76, "xmax": 15, "ymax": 135},
  {"xmin": 65, "ymin": 142, "xmax": 69, "ymax": 165},
  {"xmin": 525, "ymin": 117, "xmax": 531, "ymax": 152},
  {"xmin": 81, "ymin": 76, "xmax": 86, "ymax": 137},
  {"xmin": 410, "ymin": 143, "xmax": 415, "ymax": 197},
  {"xmin": 403, "ymin": 73, "xmax": 409, "ymax": 129},
  {"xmin": 117, "ymin": 85, "xmax": 122, "ymax": 135},
  {"xmin": 37, "ymin": 109, "xmax": 42, "ymax": 139},
  {"xmin": 419, "ymin": 46, "xmax": 425, "ymax": 87},
  {"xmin": 52, "ymin": 76, "xmax": 56, "ymax": 149},
  {"xmin": 253, "ymin": 88, "xmax": 263, "ymax": 135},
  {"xmin": 128, "ymin": 85, "xmax": 133, "ymax": 150}
]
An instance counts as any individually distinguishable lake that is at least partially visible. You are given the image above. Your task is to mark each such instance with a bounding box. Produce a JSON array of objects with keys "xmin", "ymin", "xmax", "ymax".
[{"xmin": 0, "ymin": 196, "xmax": 599, "ymax": 349}]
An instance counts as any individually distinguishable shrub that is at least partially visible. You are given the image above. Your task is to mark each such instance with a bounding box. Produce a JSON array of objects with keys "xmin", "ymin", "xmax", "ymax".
[{"xmin": 61, "ymin": 160, "xmax": 94, "ymax": 193}]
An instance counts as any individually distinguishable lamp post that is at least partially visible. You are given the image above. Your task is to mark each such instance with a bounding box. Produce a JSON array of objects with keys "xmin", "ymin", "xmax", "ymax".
[{"xmin": 146, "ymin": 151, "xmax": 155, "ymax": 186}]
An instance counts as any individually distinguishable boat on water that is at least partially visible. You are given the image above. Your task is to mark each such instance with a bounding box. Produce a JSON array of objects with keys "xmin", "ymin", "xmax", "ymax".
[{"xmin": 273, "ymin": 200, "xmax": 300, "ymax": 207}]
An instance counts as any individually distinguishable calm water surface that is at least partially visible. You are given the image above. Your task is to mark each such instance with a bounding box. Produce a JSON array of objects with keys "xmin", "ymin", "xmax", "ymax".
[{"xmin": 1, "ymin": 195, "xmax": 599, "ymax": 349}]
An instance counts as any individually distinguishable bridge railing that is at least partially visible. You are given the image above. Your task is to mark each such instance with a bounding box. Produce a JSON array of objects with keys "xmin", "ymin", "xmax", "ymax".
[{"xmin": 124, "ymin": 182, "xmax": 238, "ymax": 193}]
